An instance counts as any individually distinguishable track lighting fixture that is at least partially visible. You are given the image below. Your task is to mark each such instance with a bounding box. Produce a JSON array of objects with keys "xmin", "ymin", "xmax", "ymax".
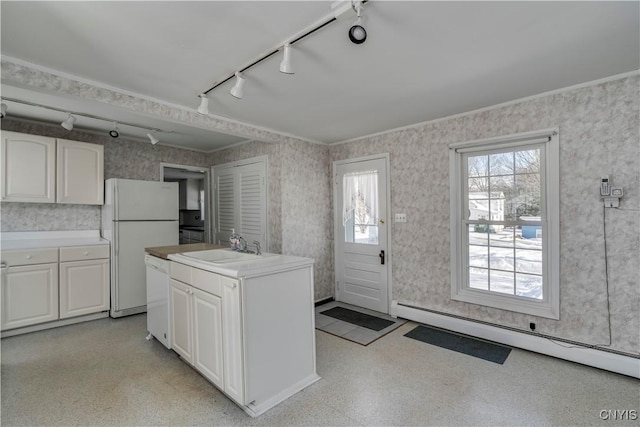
[
  {"xmin": 3, "ymin": 97, "xmax": 173, "ymax": 143},
  {"xmin": 197, "ymin": 93, "xmax": 209, "ymax": 115},
  {"xmin": 230, "ymin": 72, "xmax": 245, "ymax": 99},
  {"xmin": 197, "ymin": 1, "xmax": 370, "ymax": 100},
  {"xmin": 279, "ymin": 43, "xmax": 294, "ymax": 74},
  {"xmin": 61, "ymin": 113, "xmax": 76, "ymax": 131},
  {"xmin": 147, "ymin": 132, "xmax": 159, "ymax": 145},
  {"xmin": 109, "ymin": 122, "xmax": 120, "ymax": 138},
  {"xmin": 349, "ymin": 1, "xmax": 367, "ymax": 44}
]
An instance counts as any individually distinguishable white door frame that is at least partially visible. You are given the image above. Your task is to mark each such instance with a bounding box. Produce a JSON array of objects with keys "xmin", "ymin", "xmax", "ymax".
[
  {"xmin": 160, "ymin": 162, "xmax": 211, "ymax": 243},
  {"xmin": 333, "ymin": 153, "xmax": 393, "ymax": 314}
]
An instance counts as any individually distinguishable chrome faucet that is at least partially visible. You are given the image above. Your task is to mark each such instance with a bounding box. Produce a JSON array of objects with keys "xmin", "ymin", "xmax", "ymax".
[
  {"xmin": 253, "ymin": 240, "xmax": 262, "ymax": 255},
  {"xmin": 238, "ymin": 236, "xmax": 248, "ymax": 252}
]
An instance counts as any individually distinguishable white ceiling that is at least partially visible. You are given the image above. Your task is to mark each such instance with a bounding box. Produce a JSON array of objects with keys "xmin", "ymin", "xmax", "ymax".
[{"xmin": 1, "ymin": 1, "xmax": 639, "ymax": 150}]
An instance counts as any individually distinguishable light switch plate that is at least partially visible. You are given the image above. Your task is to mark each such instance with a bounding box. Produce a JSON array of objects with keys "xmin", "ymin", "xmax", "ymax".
[{"xmin": 394, "ymin": 213, "xmax": 407, "ymax": 223}]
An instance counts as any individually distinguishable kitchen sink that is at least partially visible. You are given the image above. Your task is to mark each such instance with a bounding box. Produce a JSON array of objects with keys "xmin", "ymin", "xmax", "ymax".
[{"xmin": 179, "ymin": 249, "xmax": 271, "ymax": 264}]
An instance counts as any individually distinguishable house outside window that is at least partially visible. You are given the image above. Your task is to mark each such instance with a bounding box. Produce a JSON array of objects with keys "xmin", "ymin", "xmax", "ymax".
[{"xmin": 449, "ymin": 129, "xmax": 560, "ymax": 319}]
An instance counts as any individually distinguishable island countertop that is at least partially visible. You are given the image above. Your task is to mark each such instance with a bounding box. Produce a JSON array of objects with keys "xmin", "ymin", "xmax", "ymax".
[
  {"xmin": 168, "ymin": 249, "xmax": 314, "ymax": 279},
  {"xmin": 145, "ymin": 243, "xmax": 226, "ymax": 260}
]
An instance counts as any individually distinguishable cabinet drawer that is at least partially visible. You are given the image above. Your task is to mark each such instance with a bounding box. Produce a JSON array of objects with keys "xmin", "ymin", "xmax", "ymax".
[
  {"xmin": 171, "ymin": 261, "xmax": 192, "ymax": 284},
  {"xmin": 1, "ymin": 248, "xmax": 58, "ymax": 266},
  {"xmin": 192, "ymin": 268, "xmax": 221, "ymax": 296},
  {"xmin": 59, "ymin": 245, "xmax": 109, "ymax": 262}
]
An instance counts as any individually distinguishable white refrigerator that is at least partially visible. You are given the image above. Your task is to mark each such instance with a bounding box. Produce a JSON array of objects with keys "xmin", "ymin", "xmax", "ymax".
[{"xmin": 102, "ymin": 179, "xmax": 179, "ymax": 318}]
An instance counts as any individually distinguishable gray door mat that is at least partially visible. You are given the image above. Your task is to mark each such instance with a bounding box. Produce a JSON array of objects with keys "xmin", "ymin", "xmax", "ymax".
[
  {"xmin": 315, "ymin": 301, "xmax": 407, "ymax": 346},
  {"xmin": 320, "ymin": 306, "xmax": 395, "ymax": 331},
  {"xmin": 404, "ymin": 325, "xmax": 512, "ymax": 364}
]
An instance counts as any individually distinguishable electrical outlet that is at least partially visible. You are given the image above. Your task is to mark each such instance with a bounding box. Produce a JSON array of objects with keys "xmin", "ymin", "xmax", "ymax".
[{"xmin": 394, "ymin": 213, "xmax": 407, "ymax": 223}]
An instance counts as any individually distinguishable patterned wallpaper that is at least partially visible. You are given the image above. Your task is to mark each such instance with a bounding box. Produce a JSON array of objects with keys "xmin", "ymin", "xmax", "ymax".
[
  {"xmin": 211, "ymin": 140, "xmax": 333, "ymax": 301},
  {"xmin": 329, "ymin": 75, "xmax": 640, "ymax": 355},
  {"xmin": 280, "ymin": 141, "xmax": 333, "ymax": 300},
  {"xmin": 1, "ymin": 59, "xmax": 312, "ymax": 146},
  {"xmin": 0, "ymin": 118, "xmax": 210, "ymax": 231},
  {"xmin": 2, "ymin": 54, "xmax": 637, "ymax": 351}
]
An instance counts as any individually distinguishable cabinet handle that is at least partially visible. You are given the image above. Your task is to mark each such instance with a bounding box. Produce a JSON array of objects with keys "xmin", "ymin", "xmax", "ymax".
[
  {"xmin": 26, "ymin": 255, "xmax": 32, "ymax": 260},
  {"xmin": 83, "ymin": 251, "xmax": 89, "ymax": 256},
  {"xmin": 224, "ymin": 282, "xmax": 237, "ymax": 289}
]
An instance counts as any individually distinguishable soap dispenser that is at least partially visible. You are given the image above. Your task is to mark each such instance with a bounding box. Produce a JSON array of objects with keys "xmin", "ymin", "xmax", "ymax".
[{"xmin": 229, "ymin": 229, "xmax": 240, "ymax": 251}]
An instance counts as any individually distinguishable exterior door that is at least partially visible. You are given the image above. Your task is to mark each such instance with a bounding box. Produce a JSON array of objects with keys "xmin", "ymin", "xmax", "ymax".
[{"xmin": 334, "ymin": 155, "xmax": 390, "ymax": 313}]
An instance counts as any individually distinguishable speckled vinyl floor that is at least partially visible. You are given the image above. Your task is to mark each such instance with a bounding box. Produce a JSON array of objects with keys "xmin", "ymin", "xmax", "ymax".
[{"xmin": 1, "ymin": 314, "xmax": 638, "ymax": 426}]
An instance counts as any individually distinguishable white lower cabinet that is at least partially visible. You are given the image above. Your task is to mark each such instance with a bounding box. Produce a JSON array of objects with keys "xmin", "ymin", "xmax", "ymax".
[
  {"xmin": 59, "ymin": 259, "xmax": 109, "ymax": 319},
  {"xmin": 170, "ymin": 277, "xmax": 224, "ymax": 389},
  {"xmin": 1, "ymin": 243, "xmax": 110, "ymax": 333},
  {"xmin": 168, "ymin": 257, "xmax": 319, "ymax": 417},
  {"xmin": 1, "ymin": 263, "xmax": 59, "ymax": 330},
  {"xmin": 193, "ymin": 287, "xmax": 224, "ymax": 388},
  {"xmin": 170, "ymin": 279, "xmax": 194, "ymax": 364}
]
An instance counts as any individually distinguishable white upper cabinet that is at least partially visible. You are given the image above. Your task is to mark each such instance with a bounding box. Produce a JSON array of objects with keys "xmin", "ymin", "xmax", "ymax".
[
  {"xmin": 0, "ymin": 131, "xmax": 104, "ymax": 205},
  {"xmin": 56, "ymin": 138, "xmax": 104, "ymax": 205},
  {"xmin": 1, "ymin": 131, "xmax": 56, "ymax": 203}
]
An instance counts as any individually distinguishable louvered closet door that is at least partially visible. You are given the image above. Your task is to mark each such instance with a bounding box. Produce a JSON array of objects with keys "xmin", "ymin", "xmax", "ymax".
[
  {"xmin": 237, "ymin": 163, "xmax": 266, "ymax": 249},
  {"xmin": 212, "ymin": 159, "xmax": 267, "ymax": 252},
  {"xmin": 213, "ymin": 168, "xmax": 236, "ymax": 245}
]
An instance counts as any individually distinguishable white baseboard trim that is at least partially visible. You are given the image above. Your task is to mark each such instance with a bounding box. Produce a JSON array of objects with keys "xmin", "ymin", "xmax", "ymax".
[{"xmin": 393, "ymin": 301, "xmax": 640, "ymax": 379}]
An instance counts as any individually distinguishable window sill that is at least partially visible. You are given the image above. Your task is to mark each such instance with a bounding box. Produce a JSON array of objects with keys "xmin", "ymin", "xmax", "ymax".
[{"xmin": 452, "ymin": 287, "xmax": 559, "ymax": 320}]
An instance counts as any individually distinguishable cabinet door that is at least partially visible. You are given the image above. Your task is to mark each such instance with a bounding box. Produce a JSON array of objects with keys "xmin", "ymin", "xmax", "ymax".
[
  {"xmin": 0, "ymin": 131, "xmax": 56, "ymax": 203},
  {"xmin": 221, "ymin": 276, "xmax": 244, "ymax": 404},
  {"xmin": 56, "ymin": 139, "xmax": 104, "ymax": 205},
  {"xmin": 1, "ymin": 263, "xmax": 58, "ymax": 331},
  {"xmin": 59, "ymin": 259, "xmax": 109, "ymax": 319},
  {"xmin": 192, "ymin": 288, "xmax": 224, "ymax": 388},
  {"xmin": 170, "ymin": 279, "xmax": 193, "ymax": 364}
]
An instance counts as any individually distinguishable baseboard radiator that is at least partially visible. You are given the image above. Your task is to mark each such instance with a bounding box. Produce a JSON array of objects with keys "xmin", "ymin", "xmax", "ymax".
[{"xmin": 392, "ymin": 301, "xmax": 639, "ymax": 379}]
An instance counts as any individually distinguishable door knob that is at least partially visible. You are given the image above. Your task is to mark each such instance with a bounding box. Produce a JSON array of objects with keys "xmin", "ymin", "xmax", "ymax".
[{"xmin": 379, "ymin": 250, "xmax": 385, "ymax": 265}]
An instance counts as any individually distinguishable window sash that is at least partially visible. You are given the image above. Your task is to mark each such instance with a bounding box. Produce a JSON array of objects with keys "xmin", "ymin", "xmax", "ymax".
[{"xmin": 449, "ymin": 129, "xmax": 559, "ymax": 319}]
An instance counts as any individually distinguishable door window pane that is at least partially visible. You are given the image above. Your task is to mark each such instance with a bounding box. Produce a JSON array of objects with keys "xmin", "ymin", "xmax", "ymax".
[{"xmin": 343, "ymin": 171, "xmax": 379, "ymax": 244}]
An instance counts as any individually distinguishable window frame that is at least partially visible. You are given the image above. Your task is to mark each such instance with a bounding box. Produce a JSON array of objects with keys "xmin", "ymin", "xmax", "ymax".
[{"xmin": 449, "ymin": 129, "xmax": 560, "ymax": 319}]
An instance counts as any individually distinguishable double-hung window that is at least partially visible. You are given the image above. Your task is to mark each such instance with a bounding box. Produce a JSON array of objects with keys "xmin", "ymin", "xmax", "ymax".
[{"xmin": 449, "ymin": 129, "xmax": 559, "ymax": 319}]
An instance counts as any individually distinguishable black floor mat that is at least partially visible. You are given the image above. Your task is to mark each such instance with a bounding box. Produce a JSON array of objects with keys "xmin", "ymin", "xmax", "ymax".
[
  {"xmin": 320, "ymin": 306, "xmax": 395, "ymax": 331},
  {"xmin": 404, "ymin": 325, "xmax": 511, "ymax": 364}
]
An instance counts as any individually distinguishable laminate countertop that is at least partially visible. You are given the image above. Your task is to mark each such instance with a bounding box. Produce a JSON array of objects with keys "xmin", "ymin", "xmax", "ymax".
[{"xmin": 145, "ymin": 243, "xmax": 226, "ymax": 260}]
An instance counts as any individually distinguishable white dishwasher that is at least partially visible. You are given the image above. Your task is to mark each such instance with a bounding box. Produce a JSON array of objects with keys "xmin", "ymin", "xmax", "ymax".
[{"xmin": 145, "ymin": 254, "xmax": 171, "ymax": 348}]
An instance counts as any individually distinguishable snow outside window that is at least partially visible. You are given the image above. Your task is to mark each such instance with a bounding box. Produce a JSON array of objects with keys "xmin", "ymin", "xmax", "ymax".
[{"xmin": 449, "ymin": 130, "xmax": 560, "ymax": 319}]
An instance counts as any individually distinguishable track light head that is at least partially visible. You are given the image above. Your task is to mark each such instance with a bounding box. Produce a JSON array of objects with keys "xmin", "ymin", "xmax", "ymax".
[
  {"xmin": 349, "ymin": 23, "xmax": 366, "ymax": 44},
  {"xmin": 279, "ymin": 43, "xmax": 294, "ymax": 74},
  {"xmin": 61, "ymin": 114, "xmax": 76, "ymax": 131},
  {"xmin": 230, "ymin": 72, "xmax": 245, "ymax": 99},
  {"xmin": 197, "ymin": 93, "xmax": 209, "ymax": 115},
  {"xmin": 0, "ymin": 103, "xmax": 7, "ymax": 118},
  {"xmin": 109, "ymin": 122, "xmax": 119, "ymax": 138},
  {"xmin": 349, "ymin": 2, "xmax": 367, "ymax": 44},
  {"xmin": 147, "ymin": 133, "xmax": 159, "ymax": 145}
]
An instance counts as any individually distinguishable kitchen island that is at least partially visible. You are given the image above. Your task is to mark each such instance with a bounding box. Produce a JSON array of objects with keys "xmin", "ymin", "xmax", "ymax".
[{"xmin": 167, "ymin": 249, "xmax": 319, "ymax": 417}]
